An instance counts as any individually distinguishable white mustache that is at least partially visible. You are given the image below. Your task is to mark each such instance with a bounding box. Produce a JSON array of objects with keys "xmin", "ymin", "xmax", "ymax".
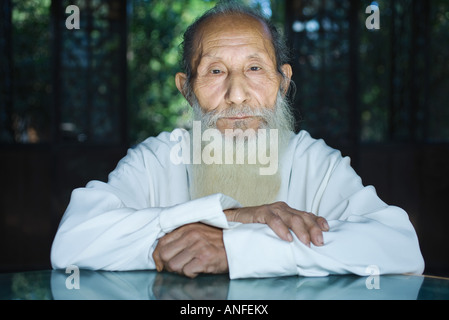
[
  {"xmin": 213, "ymin": 105, "xmax": 267, "ymax": 118},
  {"xmin": 201, "ymin": 105, "xmax": 273, "ymax": 129},
  {"xmin": 191, "ymin": 90, "xmax": 295, "ymax": 133}
]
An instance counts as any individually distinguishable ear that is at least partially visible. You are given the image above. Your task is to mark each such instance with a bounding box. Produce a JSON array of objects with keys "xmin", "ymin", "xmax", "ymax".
[
  {"xmin": 280, "ymin": 64, "xmax": 293, "ymax": 95},
  {"xmin": 175, "ymin": 72, "xmax": 190, "ymax": 102}
]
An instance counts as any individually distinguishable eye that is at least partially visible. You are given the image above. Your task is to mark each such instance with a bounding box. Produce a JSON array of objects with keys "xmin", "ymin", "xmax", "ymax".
[
  {"xmin": 211, "ymin": 69, "xmax": 222, "ymax": 74},
  {"xmin": 249, "ymin": 66, "xmax": 261, "ymax": 71}
]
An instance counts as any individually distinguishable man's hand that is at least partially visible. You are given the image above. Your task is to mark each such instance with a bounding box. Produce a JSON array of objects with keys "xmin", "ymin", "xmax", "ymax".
[
  {"xmin": 153, "ymin": 223, "xmax": 228, "ymax": 278},
  {"xmin": 224, "ymin": 202, "xmax": 329, "ymax": 247}
]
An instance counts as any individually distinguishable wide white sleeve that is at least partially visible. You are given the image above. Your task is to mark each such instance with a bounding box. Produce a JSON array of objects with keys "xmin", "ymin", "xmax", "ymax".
[
  {"xmin": 51, "ymin": 138, "xmax": 238, "ymax": 271},
  {"xmin": 51, "ymin": 190, "xmax": 236, "ymax": 271},
  {"xmin": 223, "ymin": 155, "xmax": 425, "ymax": 279}
]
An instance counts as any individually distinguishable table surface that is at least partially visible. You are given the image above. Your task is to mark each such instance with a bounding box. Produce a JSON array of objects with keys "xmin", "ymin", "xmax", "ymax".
[{"xmin": 1, "ymin": 269, "xmax": 449, "ymax": 300}]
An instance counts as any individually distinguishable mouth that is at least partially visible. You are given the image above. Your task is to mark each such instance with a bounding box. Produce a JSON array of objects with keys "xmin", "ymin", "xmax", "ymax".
[
  {"xmin": 222, "ymin": 114, "xmax": 260, "ymax": 121},
  {"xmin": 216, "ymin": 115, "xmax": 267, "ymax": 132},
  {"xmin": 225, "ymin": 116, "xmax": 251, "ymax": 120}
]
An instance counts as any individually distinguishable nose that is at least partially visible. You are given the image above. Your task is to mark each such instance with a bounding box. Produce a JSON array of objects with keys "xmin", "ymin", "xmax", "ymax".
[{"xmin": 224, "ymin": 72, "xmax": 250, "ymax": 106}]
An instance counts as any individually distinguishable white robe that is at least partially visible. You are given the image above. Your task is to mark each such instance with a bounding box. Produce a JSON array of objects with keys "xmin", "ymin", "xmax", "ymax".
[{"xmin": 50, "ymin": 130, "xmax": 424, "ymax": 279}]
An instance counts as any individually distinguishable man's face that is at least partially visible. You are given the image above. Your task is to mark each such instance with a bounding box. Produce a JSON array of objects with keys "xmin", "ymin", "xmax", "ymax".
[{"xmin": 176, "ymin": 14, "xmax": 292, "ymax": 132}]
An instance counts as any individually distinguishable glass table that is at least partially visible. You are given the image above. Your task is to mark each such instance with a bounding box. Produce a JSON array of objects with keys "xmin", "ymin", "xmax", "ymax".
[{"xmin": 1, "ymin": 269, "xmax": 449, "ymax": 300}]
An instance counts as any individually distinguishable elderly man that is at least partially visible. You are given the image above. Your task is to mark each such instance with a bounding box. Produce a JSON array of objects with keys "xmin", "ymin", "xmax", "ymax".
[{"xmin": 51, "ymin": 3, "xmax": 424, "ymax": 279}]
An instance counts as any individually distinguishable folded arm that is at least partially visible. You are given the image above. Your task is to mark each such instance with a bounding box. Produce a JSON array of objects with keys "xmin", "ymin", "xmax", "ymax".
[
  {"xmin": 152, "ymin": 202, "xmax": 329, "ymax": 278},
  {"xmin": 50, "ymin": 186, "xmax": 236, "ymax": 271},
  {"xmin": 222, "ymin": 155, "xmax": 425, "ymax": 279},
  {"xmin": 51, "ymin": 137, "xmax": 239, "ymax": 271}
]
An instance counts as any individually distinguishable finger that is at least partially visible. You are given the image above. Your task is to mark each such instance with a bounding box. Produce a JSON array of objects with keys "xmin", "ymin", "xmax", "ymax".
[
  {"xmin": 165, "ymin": 246, "xmax": 196, "ymax": 275},
  {"xmin": 287, "ymin": 214, "xmax": 311, "ymax": 247},
  {"xmin": 157, "ymin": 226, "xmax": 186, "ymax": 246},
  {"xmin": 300, "ymin": 213, "xmax": 325, "ymax": 246},
  {"xmin": 154, "ymin": 230, "xmax": 194, "ymax": 271},
  {"xmin": 182, "ymin": 249, "xmax": 227, "ymax": 278},
  {"xmin": 265, "ymin": 214, "xmax": 294, "ymax": 242},
  {"xmin": 230, "ymin": 207, "xmax": 260, "ymax": 224},
  {"xmin": 153, "ymin": 241, "xmax": 168, "ymax": 272},
  {"xmin": 152, "ymin": 246, "xmax": 164, "ymax": 272},
  {"xmin": 308, "ymin": 223, "xmax": 324, "ymax": 246},
  {"xmin": 182, "ymin": 258, "xmax": 203, "ymax": 279},
  {"xmin": 317, "ymin": 216, "xmax": 330, "ymax": 231},
  {"xmin": 287, "ymin": 210, "xmax": 327, "ymax": 246}
]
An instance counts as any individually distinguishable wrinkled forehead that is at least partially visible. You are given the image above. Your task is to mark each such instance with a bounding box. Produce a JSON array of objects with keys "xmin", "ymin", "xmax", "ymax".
[{"xmin": 191, "ymin": 14, "xmax": 276, "ymax": 69}]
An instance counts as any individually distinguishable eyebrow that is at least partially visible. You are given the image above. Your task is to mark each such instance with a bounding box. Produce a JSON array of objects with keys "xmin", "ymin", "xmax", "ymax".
[{"xmin": 201, "ymin": 53, "xmax": 266, "ymax": 61}]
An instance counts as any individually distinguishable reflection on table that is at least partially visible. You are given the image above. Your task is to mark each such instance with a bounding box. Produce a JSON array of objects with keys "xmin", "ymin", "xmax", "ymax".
[{"xmin": 1, "ymin": 269, "xmax": 449, "ymax": 300}]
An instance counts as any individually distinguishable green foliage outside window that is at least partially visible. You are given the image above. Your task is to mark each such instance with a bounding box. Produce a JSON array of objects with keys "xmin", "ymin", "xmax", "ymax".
[{"xmin": 128, "ymin": 0, "xmax": 217, "ymax": 144}]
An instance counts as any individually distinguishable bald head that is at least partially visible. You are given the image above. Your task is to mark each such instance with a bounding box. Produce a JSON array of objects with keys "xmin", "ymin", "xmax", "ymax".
[
  {"xmin": 180, "ymin": 3, "xmax": 290, "ymax": 82},
  {"xmin": 189, "ymin": 14, "xmax": 276, "ymax": 79}
]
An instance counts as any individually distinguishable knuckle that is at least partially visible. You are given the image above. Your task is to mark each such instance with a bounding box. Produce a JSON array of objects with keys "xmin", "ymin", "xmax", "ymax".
[
  {"xmin": 269, "ymin": 215, "xmax": 284, "ymax": 226},
  {"xmin": 167, "ymin": 260, "xmax": 178, "ymax": 272},
  {"xmin": 279, "ymin": 201, "xmax": 290, "ymax": 210},
  {"xmin": 302, "ymin": 211, "xmax": 314, "ymax": 218},
  {"xmin": 275, "ymin": 201, "xmax": 288, "ymax": 207},
  {"xmin": 290, "ymin": 214, "xmax": 304, "ymax": 225},
  {"xmin": 317, "ymin": 216, "xmax": 328, "ymax": 226},
  {"xmin": 157, "ymin": 236, "xmax": 168, "ymax": 246},
  {"xmin": 303, "ymin": 212, "xmax": 319, "ymax": 224},
  {"xmin": 159, "ymin": 251, "xmax": 171, "ymax": 262},
  {"xmin": 185, "ymin": 229, "xmax": 201, "ymax": 241},
  {"xmin": 270, "ymin": 201, "xmax": 287, "ymax": 212},
  {"xmin": 199, "ymin": 247, "xmax": 213, "ymax": 261}
]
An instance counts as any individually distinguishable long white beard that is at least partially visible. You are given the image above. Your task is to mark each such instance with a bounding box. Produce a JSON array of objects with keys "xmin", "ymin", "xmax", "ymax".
[{"xmin": 189, "ymin": 92, "xmax": 294, "ymax": 207}]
